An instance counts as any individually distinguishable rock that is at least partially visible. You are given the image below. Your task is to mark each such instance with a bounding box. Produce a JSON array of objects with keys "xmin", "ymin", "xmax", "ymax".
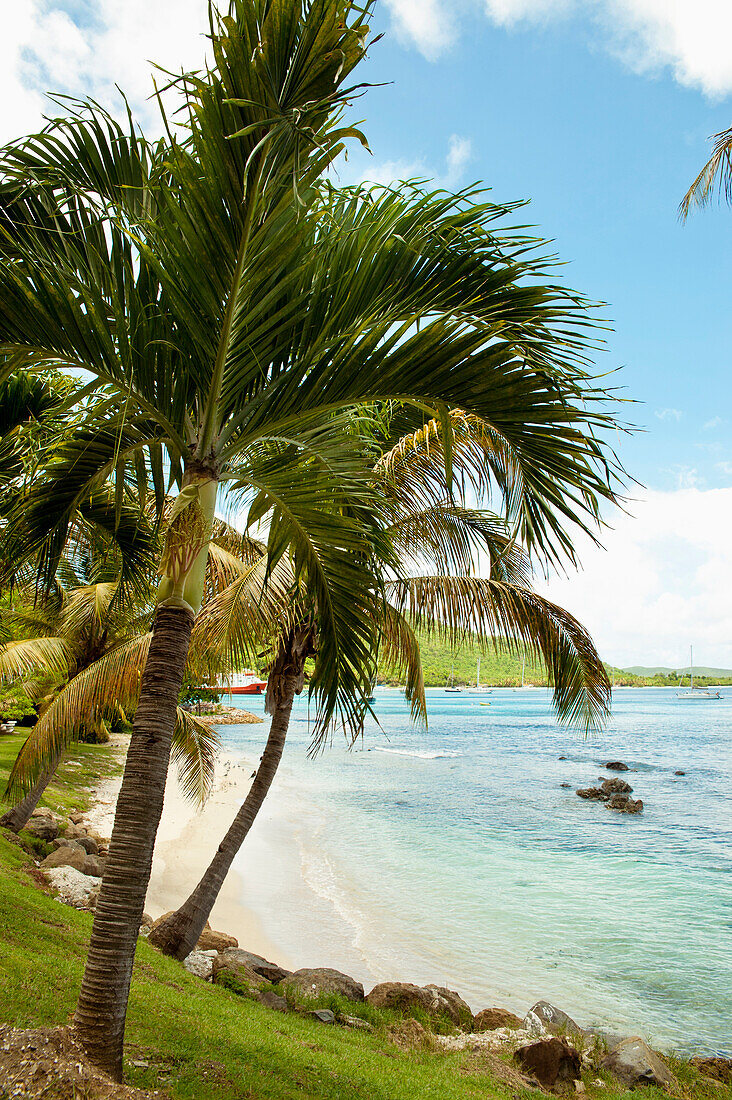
[
  {"xmin": 474, "ymin": 1008, "xmax": 523, "ymax": 1032},
  {"xmin": 601, "ymin": 778, "xmax": 633, "ymax": 795},
  {"xmin": 690, "ymin": 1057, "xmax": 732, "ymax": 1084},
  {"xmin": 311, "ymin": 1009, "xmax": 336, "ymax": 1024},
  {"xmin": 43, "ymin": 866, "xmax": 101, "ymax": 908},
  {"xmin": 558, "ymin": 756, "xmax": 568, "ymax": 761},
  {"xmin": 674, "ymin": 770, "xmax": 686, "ymax": 776},
  {"xmin": 40, "ymin": 846, "xmax": 101, "ymax": 876},
  {"xmin": 258, "ymin": 988, "xmax": 288, "ymax": 1012},
  {"xmin": 284, "ymin": 967, "xmax": 365, "ymax": 1003},
  {"xmin": 183, "ymin": 951, "xmax": 214, "ymax": 980},
  {"xmin": 341, "ymin": 1014, "xmax": 373, "ymax": 1031},
  {"xmin": 576, "ymin": 787, "xmax": 605, "ymax": 801},
  {"xmin": 524, "ymin": 1001, "xmax": 584, "ymax": 1038},
  {"xmin": 73, "ymin": 834, "xmax": 99, "ymax": 856},
  {"xmin": 212, "ymin": 948, "xmax": 290, "ymax": 990},
  {"xmin": 140, "ymin": 913, "xmax": 154, "ymax": 931},
  {"xmin": 601, "ymin": 1037, "xmax": 677, "ymax": 1090},
  {"xmin": 219, "ymin": 948, "xmax": 291, "ymax": 984},
  {"xmin": 68, "ymin": 812, "xmax": 85, "ymax": 824},
  {"xmin": 86, "ymin": 886, "xmax": 100, "ymax": 909},
  {"xmin": 560, "ymin": 782, "xmax": 573, "ymax": 789},
  {"xmin": 24, "ymin": 815, "xmax": 59, "ymax": 841},
  {"xmin": 514, "ymin": 1038, "xmax": 582, "ymax": 1089},
  {"xmin": 63, "ymin": 822, "xmax": 88, "ymax": 841},
  {"xmin": 196, "ymin": 927, "xmax": 238, "ymax": 952},
  {"xmin": 367, "ymin": 982, "xmax": 472, "ymax": 1028},
  {"xmin": 606, "ymin": 795, "xmax": 643, "ymax": 814},
  {"xmin": 424, "ymin": 986, "xmax": 473, "ymax": 1028},
  {"xmin": 604, "ymin": 761, "xmax": 629, "ymax": 771},
  {"xmin": 51, "ymin": 837, "xmax": 84, "ymax": 852}
]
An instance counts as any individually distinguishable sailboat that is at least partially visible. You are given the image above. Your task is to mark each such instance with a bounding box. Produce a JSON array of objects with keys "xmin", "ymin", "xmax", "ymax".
[
  {"xmin": 676, "ymin": 646, "xmax": 722, "ymax": 700},
  {"xmin": 445, "ymin": 664, "xmax": 462, "ymax": 693},
  {"xmin": 469, "ymin": 656, "xmax": 492, "ymax": 695}
]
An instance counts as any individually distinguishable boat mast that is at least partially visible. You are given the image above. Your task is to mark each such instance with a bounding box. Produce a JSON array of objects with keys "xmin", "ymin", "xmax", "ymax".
[{"xmin": 690, "ymin": 645, "xmax": 694, "ymax": 690}]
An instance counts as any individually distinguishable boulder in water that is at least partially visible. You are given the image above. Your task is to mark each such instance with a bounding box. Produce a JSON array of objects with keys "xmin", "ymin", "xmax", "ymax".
[{"xmin": 604, "ymin": 761, "xmax": 629, "ymax": 771}]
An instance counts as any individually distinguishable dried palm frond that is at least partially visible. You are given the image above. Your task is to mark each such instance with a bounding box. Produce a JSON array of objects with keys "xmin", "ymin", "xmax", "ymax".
[{"xmin": 171, "ymin": 708, "xmax": 220, "ymax": 807}]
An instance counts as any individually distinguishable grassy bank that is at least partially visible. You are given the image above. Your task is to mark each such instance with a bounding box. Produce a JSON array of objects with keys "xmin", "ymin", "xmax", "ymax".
[{"xmin": 0, "ymin": 736, "xmax": 727, "ymax": 1099}]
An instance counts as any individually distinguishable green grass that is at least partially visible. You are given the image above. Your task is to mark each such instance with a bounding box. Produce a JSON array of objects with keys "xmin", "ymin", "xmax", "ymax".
[{"xmin": 0, "ymin": 735, "xmax": 726, "ymax": 1099}]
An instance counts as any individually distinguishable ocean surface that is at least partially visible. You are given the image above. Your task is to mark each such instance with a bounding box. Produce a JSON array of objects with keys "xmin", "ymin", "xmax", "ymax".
[{"xmin": 214, "ymin": 687, "xmax": 731, "ymax": 1055}]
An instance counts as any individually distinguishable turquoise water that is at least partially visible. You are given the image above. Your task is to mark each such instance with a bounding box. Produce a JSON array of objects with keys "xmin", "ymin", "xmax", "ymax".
[{"xmin": 216, "ymin": 687, "xmax": 732, "ymax": 1055}]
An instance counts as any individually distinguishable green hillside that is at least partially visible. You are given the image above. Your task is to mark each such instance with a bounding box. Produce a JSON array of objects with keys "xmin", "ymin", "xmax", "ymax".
[
  {"xmin": 378, "ymin": 630, "xmax": 732, "ymax": 688},
  {"xmin": 624, "ymin": 665, "xmax": 732, "ymax": 678}
]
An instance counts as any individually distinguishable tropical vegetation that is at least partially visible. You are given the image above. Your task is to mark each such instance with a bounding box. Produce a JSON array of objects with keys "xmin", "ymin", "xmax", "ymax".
[{"xmin": 0, "ymin": 0, "xmax": 629, "ymax": 1084}]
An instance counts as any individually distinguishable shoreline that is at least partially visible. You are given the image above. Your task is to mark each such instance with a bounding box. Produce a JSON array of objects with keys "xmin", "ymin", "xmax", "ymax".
[
  {"xmin": 83, "ymin": 709, "xmax": 730, "ymax": 1059},
  {"xmin": 85, "ymin": 741, "xmax": 296, "ymax": 970}
]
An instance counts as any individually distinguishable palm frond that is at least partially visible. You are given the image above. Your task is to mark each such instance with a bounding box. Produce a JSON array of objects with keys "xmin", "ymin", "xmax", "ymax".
[
  {"xmin": 171, "ymin": 708, "xmax": 220, "ymax": 807},
  {"xmin": 387, "ymin": 575, "xmax": 610, "ymax": 731},
  {"xmin": 0, "ymin": 636, "xmax": 71, "ymax": 684},
  {"xmin": 680, "ymin": 126, "xmax": 732, "ymax": 219},
  {"xmin": 377, "ymin": 603, "xmax": 426, "ymax": 724}
]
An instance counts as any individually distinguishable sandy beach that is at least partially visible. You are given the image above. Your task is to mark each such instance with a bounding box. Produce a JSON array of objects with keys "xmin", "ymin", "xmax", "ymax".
[{"xmin": 86, "ymin": 741, "xmax": 296, "ymax": 969}]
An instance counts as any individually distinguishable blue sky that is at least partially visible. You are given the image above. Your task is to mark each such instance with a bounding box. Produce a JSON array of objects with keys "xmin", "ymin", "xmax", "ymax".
[{"xmin": 5, "ymin": 0, "xmax": 732, "ymax": 666}]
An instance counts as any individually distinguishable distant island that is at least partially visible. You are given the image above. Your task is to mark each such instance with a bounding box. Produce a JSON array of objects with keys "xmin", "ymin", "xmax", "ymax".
[{"xmin": 378, "ymin": 630, "xmax": 732, "ymax": 688}]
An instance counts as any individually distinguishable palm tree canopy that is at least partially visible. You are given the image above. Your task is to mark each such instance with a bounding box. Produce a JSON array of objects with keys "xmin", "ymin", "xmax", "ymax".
[{"xmin": 0, "ymin": 0, "xmax": 627, "ymax": 736}]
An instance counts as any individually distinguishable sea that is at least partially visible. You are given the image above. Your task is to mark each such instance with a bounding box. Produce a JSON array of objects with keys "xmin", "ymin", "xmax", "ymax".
[{"xmin": 214, "ymin": 686, "xmax": 732, "ymax": 1056}]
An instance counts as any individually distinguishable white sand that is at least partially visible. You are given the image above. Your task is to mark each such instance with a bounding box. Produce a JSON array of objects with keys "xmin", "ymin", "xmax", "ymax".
[{"xmin": 85, "ymin": 742, "xmax": 294, "ymax": 967}]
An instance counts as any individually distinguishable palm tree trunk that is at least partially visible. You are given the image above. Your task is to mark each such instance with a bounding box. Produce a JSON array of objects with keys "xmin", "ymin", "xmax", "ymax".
[
  {"xmin": 147, "ymin": 625, "xmax": 312, "ymax": 961},
  {"xmin": 0, "ymin": 753, "xmax": 61, "ymax": 832},
  {"xmin": 72, "ymin": 603, "xmax": 194, "ymax": 1080}
]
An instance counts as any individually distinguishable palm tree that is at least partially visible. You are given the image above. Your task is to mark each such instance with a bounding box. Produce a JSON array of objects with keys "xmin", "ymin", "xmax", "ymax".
[
  {"xmin": 0, "ymin": 1, "xmax": 626, "ymax": 1077},
  {"xmin": 149, "ymin": 408, "xmax": 611, "ymax": 960},
  {"xmin": 680, "ymin": 125, "xmax": 732, "ymax": 218}
]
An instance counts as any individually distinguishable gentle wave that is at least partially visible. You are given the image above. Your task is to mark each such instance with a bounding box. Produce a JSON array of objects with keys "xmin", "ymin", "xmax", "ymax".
[{"xmin": 371, "ymin": 746, "xmax": 463, "ymax": 760}]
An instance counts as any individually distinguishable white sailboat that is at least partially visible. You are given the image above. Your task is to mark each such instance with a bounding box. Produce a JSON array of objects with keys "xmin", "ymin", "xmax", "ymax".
[
  {"xmin": 445, "ymin": 663, "xmax": 461, "ymax": 693},
  {"xmin": 676, "ymin": 646, "xmax": 722, "ymax": 700},
  {"xmin": 469, "ymin": 656, "xmax": 492, "ymax": 694}
]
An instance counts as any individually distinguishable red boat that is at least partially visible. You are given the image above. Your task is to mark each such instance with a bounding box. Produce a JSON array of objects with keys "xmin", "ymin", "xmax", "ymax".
[{"xmin": 228, "ymin": 671, "xmax": 267, "ymax": 695}]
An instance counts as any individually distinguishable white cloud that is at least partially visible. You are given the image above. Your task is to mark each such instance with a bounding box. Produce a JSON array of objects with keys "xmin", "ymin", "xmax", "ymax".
[
  {"xmin": 382, "ymin": 0, "xmax": 457, "ymax": 61},
  {"xmin": 715, "ymin": 461, "xmax": 732, "ymax": 477},
  {"xmin": 386, "ymin": 0, "xmax": 732, "ymax": 97},
  {"xmin": 540, "ymin": 487, "xmax": 732, "ymax": 668},
  {"xmin": 2, "ymin": 0, "xmax": 210, "ymax": 143},
  {"xmin": 654, "ymin": 407, "xmax": 682, "ymax": 422},
  {"xmin": 355, "ymin": 133, "xmax": 473, "ymax": 188},
  {"xmin": 704, "ymin": 416, "xmax": 725, "ymax": 430},
  {"xmin": 445, "ymin": 134, "xmax": 473, "ymax": 186}
]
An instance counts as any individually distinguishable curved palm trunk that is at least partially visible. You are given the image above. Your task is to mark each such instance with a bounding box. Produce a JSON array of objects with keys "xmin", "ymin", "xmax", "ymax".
[
  {"xmin": 148, "ymin": 626, "xmax": 312, "ymax": 961},
  {"xmin": 72, "ymin": 603, "xmax": 194, "ymax": 1080},
  {"xmin": 0, "ymin": 753, "xmax": 61, "ymax": 832}
]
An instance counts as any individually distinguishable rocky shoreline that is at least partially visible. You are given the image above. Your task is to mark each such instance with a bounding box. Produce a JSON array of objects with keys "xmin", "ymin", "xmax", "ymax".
[{"xmin": 22, "ymin": 797, "xmax": 730, "ymax": 1097}]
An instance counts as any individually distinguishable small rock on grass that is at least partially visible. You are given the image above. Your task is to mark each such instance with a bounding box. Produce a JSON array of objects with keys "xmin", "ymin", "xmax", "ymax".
[{"xmin": 311, "ymin": 1009, "xmax": 336, "ymax": 1024}]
